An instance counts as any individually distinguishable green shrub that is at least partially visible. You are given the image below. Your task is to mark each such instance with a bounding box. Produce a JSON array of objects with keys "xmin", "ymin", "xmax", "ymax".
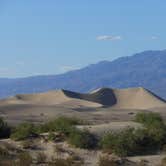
[
  {"xmin": 135, "ymin": 112, "xmax": 166, "ymax": 147},
  {"xmin": 38, "ymin": 117, "xmax": 81, "ymax": 135},
  {"xmin": 100, "ymin": 127, "xmax": 163, "ymax": 156},
  {"xmin": 100, "ymin": 118, "xmax": 166, "ymax": 157},
  {"xmin": 11, "ymin": 123, "xmax": 38, "ymax": 141},
  {"xmin": 48, "ymin": 132, "xmax": 56, "ymax": 141},
  {"xmin": 135, "ymin": 112, "xmax": 164, "ymax": 127},
  {"xmin": 68, "ymin": 129, "xmax": 97, "ymax": 149},
  {"xmin": 0, "ymin": 118, "xmax": 11, "ymax": 138},
  {"xmin": 100, "ymin": 128, "xmax": 137, "ymax": 156}
]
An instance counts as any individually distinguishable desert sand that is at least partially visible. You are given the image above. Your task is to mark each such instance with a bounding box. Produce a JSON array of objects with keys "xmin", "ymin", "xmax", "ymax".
[{"xmin": 0, "ymin": 87, "xmax": 165, "ymax": 126}]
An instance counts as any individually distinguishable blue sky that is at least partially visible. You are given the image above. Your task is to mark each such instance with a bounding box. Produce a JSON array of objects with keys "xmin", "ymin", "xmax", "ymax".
[{"xmin": 0, "ymin": 0, "xmax": 166, "ymax": 77}]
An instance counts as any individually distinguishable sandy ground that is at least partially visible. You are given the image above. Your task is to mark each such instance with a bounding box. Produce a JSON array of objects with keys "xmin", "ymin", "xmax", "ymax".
[
  {"xmin": 0, "ymin": 138, "xmax": 165, "ymax": 166},
  {"xmin": 0, "ymin": 88, "xmax": 166, "ymax": 165},
  {"xmin": 0, "ymin": 87, "xmax": 165, "ymax": 126},
  {"xmin": 77, "ymin": 121, "xmax": 143, "ymax": 137}
]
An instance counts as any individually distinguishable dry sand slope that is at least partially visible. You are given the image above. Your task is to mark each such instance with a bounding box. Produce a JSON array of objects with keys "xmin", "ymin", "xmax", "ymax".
[
  {"xmin": 0, "ymin": 87, "xmax": 165, "ymax": 109},
  {"xmin": 0, "ymin": 90, "xmax": 102, "ymax": 108}
]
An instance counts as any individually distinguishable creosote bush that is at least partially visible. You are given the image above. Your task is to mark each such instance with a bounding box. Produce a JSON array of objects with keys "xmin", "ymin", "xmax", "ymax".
[
  {"xmin": 100, "ymin": 112, "xmax": 166, "ymax": 157},
  {"xmin": 100, "ymin": 128, "xmax": 137, "ymax": 156},
  {"xmin": 134, "ymin": 112, "xmax": 163, "ymax": 127},
  {"xmin": 68, "ymin": 128, "xmax": 97, "ymax": 149},
  {"xmin": 10, "ymin": 123, "xmax": 38, "ymax": 141},
  {"xmin": 135, "ymin": 112, "xmax": 166, "ymax": 147},
  {"xmin": 48, "ymin": 132, "xmax": 56, "ymax": 141},
  {"xmin": 38, "ymin": 117, "xmax": 82, "ymax": 136}
]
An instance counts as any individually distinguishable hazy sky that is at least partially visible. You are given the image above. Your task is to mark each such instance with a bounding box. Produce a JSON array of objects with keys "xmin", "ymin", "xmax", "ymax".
[{"xmin": 0, "ymin": 0, "xmax": 166, "ymax": 77}]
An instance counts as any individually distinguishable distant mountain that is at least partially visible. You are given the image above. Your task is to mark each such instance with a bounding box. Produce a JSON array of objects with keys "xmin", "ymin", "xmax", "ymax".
[{"xmin": 0, "ymin": 50, "xmax": 166, "ymax": 99}]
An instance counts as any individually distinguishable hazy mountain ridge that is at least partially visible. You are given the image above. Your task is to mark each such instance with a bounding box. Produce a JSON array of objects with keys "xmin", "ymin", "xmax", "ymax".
[{"xmin": 0, "ymin": 50, "xmax": 166, "ymax": 99}]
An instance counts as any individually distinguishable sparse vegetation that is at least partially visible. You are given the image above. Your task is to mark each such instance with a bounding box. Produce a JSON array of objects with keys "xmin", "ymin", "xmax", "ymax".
[
  {"xmin": 48, "ymin": 132, "xmax": 57, "ymax": 141},
  {"xmin": 1, "ymin": 113, "xmax": 166, "ymax": 165},
  {"xmin": 10, "ymin": 123, "xmax": 38, "ymax": 141},
  {"xmin": 38, "ymin": 117, "xmax": 82, "ymax": 135},
  {"xmin": 135, "ymin": 112, "xmax": 164, "ymax": 128},
  {"xmin": 100, "ymin": 128, "xmax": 137, "ymax": 156},
  {"xmin": 38, "ymin": 117, "xmax": 97, "ymax": 149},
  {"xmin": 100, "ymin": 112, "xmax": 166, "ymax": 157},
  {"xmin": 135, "ymin": 112, "xmax": 166, "ymax": 148},
  {"xmin": 68, "ymin": 128, "xmax": 97, "ymax": 149}
]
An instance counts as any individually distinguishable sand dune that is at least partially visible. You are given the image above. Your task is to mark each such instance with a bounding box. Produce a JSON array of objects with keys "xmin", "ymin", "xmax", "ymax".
[
  {"xmin": 0, "ymin": 90, "xmax": 102, "ymax": 108},
  {"xmin": 63, "ymin": 87, "xmax": 166, "ymax": 109},
  {"xmin": 108, "ymin": 87, "xmax": 166, "ymax": 109},
  {"xmin": 0, "ymin": 87, "xmax": 165, "ymax": 109}
]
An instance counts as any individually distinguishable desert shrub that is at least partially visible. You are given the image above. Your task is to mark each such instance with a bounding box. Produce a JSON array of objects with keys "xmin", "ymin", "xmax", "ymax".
[
  {"xmin": 100, "ymin": 124, "xmax": 166, "ymax": 157},
  {"xmin": 133, "ymin": 128, "xmax": 160, "ymax": 153},
  {"xmin": 48, "ymin": 132, "xmax": 56, "ymax": 141},
  {"xmin": 38, "ymin": 117, "xmax": 81, "ymax": 135},
  {"xmin": 36, "ymin": 152, "xmax": 47, "ymax": 164},
  {"xmin": 17, "ymin": 152, "xmax": 33, "ymax": 166},
  {"xmin": 134, "ymin": 112, "xmax": 163, "ymax": 127},
  {"xmin": 135, "ymin": 112, "xmax": 166, "ymax": 147},
  {"xmin": 68, "ymin": 128, "xmax": 97, "ymax": 149},
  {"xmin": 0, "ymin": 118, "xmax": 11, "ymax": 138},
  {"xmin": 100, "ymin": 128, "xmax": 154, "ymax": 156},
  {"xmin": 11, "ymin": 123, "xmax": 38, "ymax": 141},
  {"xmin": 100, "ymin": 128, "xmax": 137, "ymax": 156},
  {"xmin": 51, "ymin": 132, "xmax": 66, "ymax": 142}
]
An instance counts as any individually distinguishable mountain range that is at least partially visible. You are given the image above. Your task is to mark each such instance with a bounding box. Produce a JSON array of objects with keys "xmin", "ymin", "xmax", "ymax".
[{"xmin": 0, "ymin": 49, "xmax": 166, "ymax": 99}]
